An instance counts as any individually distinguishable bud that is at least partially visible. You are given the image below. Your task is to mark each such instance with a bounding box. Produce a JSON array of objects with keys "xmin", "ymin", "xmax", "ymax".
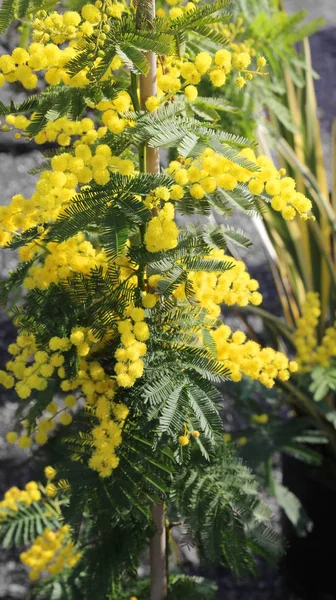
[{"xmin": 45, "ymin": 465, "xmax": 57, "ymax": 480}]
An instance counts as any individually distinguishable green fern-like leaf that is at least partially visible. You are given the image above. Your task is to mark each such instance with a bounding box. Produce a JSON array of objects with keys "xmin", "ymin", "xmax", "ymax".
[
  {"xmin": 0, "ymin": 497, "xmax": 62, "ymax": 548},
  {"xmin": 101, "ymin": 210, "xmax": 129, "ymax": 260},
  {"xmin": 171, "ymin": 443, "xmax": 282, "ymax": 576},
  {"xmin": 0, "ymin": 0, "xmax": 16, "ymax": 33}
]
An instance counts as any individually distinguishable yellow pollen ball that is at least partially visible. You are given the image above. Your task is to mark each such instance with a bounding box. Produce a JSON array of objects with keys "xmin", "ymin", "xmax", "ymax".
[
  {"xmin": 178, "ymin": 435, "xmax": 189, "ymax": 446},
  {"xmin": 257, "ymin": 56, "xmax": 267, "ymax": 68},
  {"xmin": 6, "ymin": 431, "xmax": 18, "ymax": 444},
  {"xmin": 145, "ymin": 96, "xmax": 159, "ymax": 112},
  {"xmin": 210, "ymin": 69, "xmax": 226, "ymax": 87},
  {"xmin": 184, "ymin": 85, "xmax": 198, "ymax": 101},
  {"xmin": 81, "ymin": 4, "xmax": 101, "ymax": 23}
]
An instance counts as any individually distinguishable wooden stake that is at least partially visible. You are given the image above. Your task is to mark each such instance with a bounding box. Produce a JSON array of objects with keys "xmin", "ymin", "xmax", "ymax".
[
  {"xmin": 149, "ymin": 503, "xmax": 167, "ymax": 600},
  {"xmin": 138, "ymin": 0, "xmax": 167, "ymax": 598},
  {"xmin": 140, "ymin": 54, "xmax": 160, "ymax": 174}
]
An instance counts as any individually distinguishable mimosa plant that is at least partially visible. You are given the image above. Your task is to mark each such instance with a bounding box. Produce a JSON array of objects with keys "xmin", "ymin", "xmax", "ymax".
[{"xmin": 0, "ymin": 0, "xmax": 315, "ymax": 597}]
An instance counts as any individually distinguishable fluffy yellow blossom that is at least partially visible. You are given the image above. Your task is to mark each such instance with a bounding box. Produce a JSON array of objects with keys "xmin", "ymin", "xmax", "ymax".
[
  {"xmin": 88, "ymin": 398, "xmax": 128, "ymax": 478},
  {"xmin": 209, "ymin": 69, "xmax": 226, "ymax": 87},
  {"xmin": 251, "ymin": 414, "xmax": 269, "ymax": 424},
  {"xmin": 20, "ymin": 526, "xmax": 81, "ymax": 580},
  {"xmin": 145, "ymin": 96, "xmax": 160, "ymax": 112},
  {"xmin": 236, "ymin": 76, "xmax": 246, "ymax": 88},
  {"xmin": 114, "ymin": 311, "xmax": 148, "ymax": 388},
  {"xmin": 294, "ymin": 292, "xmax": 320, "ymax": 369},
  {"xmin": 46, "ymin": 483, "xmax": 57, "ymax": 497},
  {"xmin": 142, "ymin": 293, "xmax": 158, "ymax": 308},
  {"xmin": 178, "ymin": 435, "xmax": 190, "ymax": 446},
  {"xmin": 145, "ymin": 203, "xmax": 179, "ymax": 252},
  {"xmin": 0, "ymin": 481, "xmax": 43, "ymax": 518},
  {"xmin": 294, "ymin": 292, "xmax": 336, "ymax": 370},
  {"xmin": 232, "ymin": 52, "xmax": 251, "ymax": 70},
  {"xmin": 184, "ymin": 85, "xmax": 198, "ymax": 101},
  {"xmin": 195, "ymin": 51, "xmax": 212, "ymax": 74},
  {"xmin": 6, "ymin": 431, "xmax": 18, "ymax": 444},
  {"xmin": 81, "ymin": 4, "xmax": 101, "ymax": 23},
  {"xmin": 257, "ymin": 56, "xmax": 267, "ymax": 68},
  {"xmin": 45, "ymin": 466, "xmax": 57, "ymax": 480},
  {"xmin": 172, "ymin": 250, "xmax": 262, "ymax": 318},
  {"xmin": 169, "ymin": 7, "xmax": 183, "ymax": 19},
  {"xmin": 212, "ymin": 324, "xmax": 294, "ymax": 388},
  {"xmin": 215, "ymin": 49, "xmax": 232, "ymax": 71}
]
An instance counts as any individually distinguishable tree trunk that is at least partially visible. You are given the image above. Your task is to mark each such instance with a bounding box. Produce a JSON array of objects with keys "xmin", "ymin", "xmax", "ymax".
[{"xmin": 138, "ymin": 0, "xmax": 167, "ymax": 598}]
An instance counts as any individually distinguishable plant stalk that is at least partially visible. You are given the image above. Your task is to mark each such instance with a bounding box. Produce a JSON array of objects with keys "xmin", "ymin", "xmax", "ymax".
[
  {"xmin": 149, "ymin": 503, "xmax": 168, "ymax": 600},
  {"xmin": 140, "ymin": 56, "xmax": 160, "ymax": 175},
  {"xmin": 137, "ymin": 0, "xmax": 167, "ymax": 597}
]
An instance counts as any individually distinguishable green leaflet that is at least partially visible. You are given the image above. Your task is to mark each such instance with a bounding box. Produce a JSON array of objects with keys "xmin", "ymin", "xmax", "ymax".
[
  {"xmin": 0, "ymin": 0, "xmax": 16, "ymax": 33},
  {"xmin": 0, "ymin": 498, "xmax": 61, "ymax": 548},
  {"xmin": 101, "ymin": 210, "xmax": 129, "ymax": 260}
]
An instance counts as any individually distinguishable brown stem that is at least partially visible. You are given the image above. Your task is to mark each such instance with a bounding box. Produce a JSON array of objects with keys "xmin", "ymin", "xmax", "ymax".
[
  {"xmin": 149, "ymin": 504, "xmax": 168, "ymax": 600},
  {"xmin": 137, "ymin": 1, "xmax": 167, "ymax": 598},
  {"xmin": 140, "ymin": 50, "xmax": 160, "ymax": 176}
]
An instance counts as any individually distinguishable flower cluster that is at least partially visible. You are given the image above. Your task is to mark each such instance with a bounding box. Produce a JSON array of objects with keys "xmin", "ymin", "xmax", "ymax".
[
  {"xmin": 2, "ymin": 316, "xmax": 147, "ymax": 476},
  {"xmin": 174, "ymin": 250, "xmax": 262, "ymax": 318},
  {"xmin": 1, "ymin": 328, "xmax": 111, "ymax": 446},
  {"xmin": 0, "ymin": 42, "xmax": 82, "ymax": 90},
  {"xmin": 153, "ymin": 7, "xmax": 267, "ymax": 94},
  {"xmin": 294, "ymin": 292, "xmax": 336, "ymax": 369},
  {"xmin": 20, "ymin": 525, "xmax": 81, "ymax": 581},
  {"xmin": 166, "ymin": 147, "xmax": 313, "ymax": 221},
  {"xmin": 5, "ymin": 105, "xmax": 132, "ymax": 145},
  {"xmin": 32, "ymin": 10, "xmax": 83, "ymax": 44},
  {"xmin": 0, "ymin": 138, "xmax": 135, "ymax": 249},
  {"xmin": 49, "ymin": 328, "xmax": 118, "ymax": 406},
  {"xmin": 144, "ymin": 185, "xmax": 171, "ymax": 209},
  {"xmin": 23, "ymin": 235, "xmax": 107, "ymax": 290},
  {"xmin": 114, "ymin": 308, "xmax": 149, "ymax": 388},
  {"xmin": 219, "ymin": 16, "xmax": 269, "ymax": 88},
  {"xmin": 89, "ymin": 400, "xmax": 129, "ymax": 478},
  {"xmin": 212, "ymin": 324, "xmax": 298, "ymax": 387},
  {"xmin": 0, "ymin": 333, "xmax": 47, "ymax": 402},
  {"xmin": 0, "ymin": 482, "xmax": 42, "ymax": 517},
  {"xmin": 249, "ymin": 170, "xmax": 314, "ymax": 223},
  {"xmin": 145, "ymin": 203, "xmax": 179, "ymax": 252},
  {"xmin": 314, "ymin": 324, "xmax": 336, "ymax": 367},
  {"xmin": 178, "ymin": 423, "xmax": 200, "ymax": 446},
  {"xmin": 32, "ymin": 1, "xmax": 126, "ymax": 46},
  {"xmin": 0, "ymin": 1, "xmax": 127, "ymax": 90},
  {"xmin": 294, "ymin": 292, "xmax": 320, "ymax": 369},
  {"xmin": 98, "ymin": 92, "xmax": 133, "ymax": 135}
]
